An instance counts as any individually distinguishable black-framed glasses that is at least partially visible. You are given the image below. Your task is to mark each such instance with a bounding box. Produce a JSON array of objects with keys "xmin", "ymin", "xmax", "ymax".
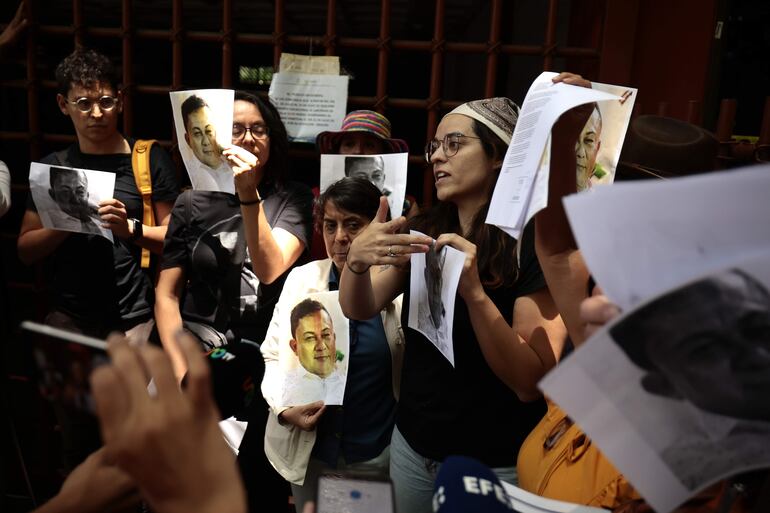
[
  {"xmin": 232, "ymin": 123, "xmax": 270, "ymax": 140},
  {"xmin": 424, "ymin": 133, "xmax": 481, "ymax": 163},
  {"xmin": 67, "ymin": 96, "xmax": 119, "ymax": 113}
]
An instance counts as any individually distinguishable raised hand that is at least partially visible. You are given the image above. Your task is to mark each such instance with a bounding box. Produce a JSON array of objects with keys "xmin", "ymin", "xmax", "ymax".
[
  {"xmin": 91, "ymin": 332, "xmax": 247, "ymax": 513},
  {"xmin": 579, "ymin": 287, "xmax": 621, "ymax": 339},
  {"xmin": 551, "ymin": 72, "xmax": 595, "ymax": 142},
  {"xmin": 435, "ymin": 233, "xmax": 484, "ymax": 303},
  {"xmin": 98, "ymin": 198, "xmax": 130, "ymax": 238},
  {"xmin": 225, "ymin": 145, "xmax": 264, "ymax": 200},
  {"xmin": 346, "ymin": 197, "xmax": 433, "ymax": 273}
]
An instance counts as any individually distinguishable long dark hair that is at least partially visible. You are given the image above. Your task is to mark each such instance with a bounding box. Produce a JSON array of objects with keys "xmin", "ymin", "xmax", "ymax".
[
  {"xmin": 411, "ymin": 119, "xmax": 518, "ymax": 289},
  {"xmin": 234, "ymin": 90, "xmax": 289, "ymax": 187}
]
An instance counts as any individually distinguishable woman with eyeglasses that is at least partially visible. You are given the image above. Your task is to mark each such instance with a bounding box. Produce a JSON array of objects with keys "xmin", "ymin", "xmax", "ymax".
[
  {"xmin": 260, "ymin": 177, "xmax": 404, "ymax": 513},
  {"xmin": 154, "ymin": 90, "xmax": 312, "ymax": 512},
  {"xmin": 338, "ymin": 77, "xmax": 597, "ymax": 511},
  {"xmin": 155, "ymin": 91, "xmax": 312, "ymax": 378}
]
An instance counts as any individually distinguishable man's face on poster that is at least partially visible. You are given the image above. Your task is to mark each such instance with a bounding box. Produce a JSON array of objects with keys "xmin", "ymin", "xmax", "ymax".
[
  {"xmin": 575, "ymin": 107, "xmax": 602, "ymax": 191},
  {"xmin": 185, "ymin": 106, "xmax": 222, "ymax": 169},
  {"xmin": 291, "ymin": 309, "xmax": 337, "ymax": 378},
  {"xmin": 633, "ymin": 271, "xmax": 770, "ymax": 422},
  {"xmin": 50, "ymin": 169, "xmax": 93, "ymax": 221},
  {"xmin": 424, "ymin": 247, "xmax": 445, "ymax": 329},
  {"xmin": 346, "ymin": 156, "xmax": 386, "ymax": 192}
]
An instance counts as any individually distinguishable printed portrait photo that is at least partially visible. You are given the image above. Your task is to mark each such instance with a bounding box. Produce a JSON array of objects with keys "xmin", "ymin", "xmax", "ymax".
[
  {"xmin": 576, "ymin": 83, "xmax": 636, "ymax": 191},
  {"xmin": 408, "ymin": 232, "xmax": 466, "ymax": 367},
  {"xmin": 28, "ymin": 162, "xmax": 116, "ymax": 241},
  {"xmin": 170, "ymin": 89, "xmax": 235, "ymax": 194},
  {"xmin": 319, "ymin": 153, "xmax": 408, "ymax": 220},
  {"xmin": 278, "ymin": 290, "xmax": 349, "ymax": 407},
  {"xmin": 607, "ymin": 268, "xmax": 770, "ymax": 492}
]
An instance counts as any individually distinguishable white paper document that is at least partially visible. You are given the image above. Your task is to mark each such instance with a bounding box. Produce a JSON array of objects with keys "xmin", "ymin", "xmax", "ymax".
[
  {"xmin": 487, "ymin": 72, "xmax": 622, "ymax": 239},
  {"xmin": 29, "ymin": 162, "xmax": 116, "ymax": 241},
  {"xmin": 319, "ymin": 153, "xmax": 408, "ymax": 220},
  {"xmin": 269, "ymin": 72, "xmax": 349, "ymax": 143},
  {"xmin": 408, "ymin": 233, "xmax": 465, "ymax": 366},
  {"xmin": 503, "ymin": 482, "xmax": 607, "ymax": 513},
  {"xmin": 573, "ymin": 81, "xmax": 636, "ymax": 190},
  {"xmin": 278, "ymin": 52, "xmax": 340, "ymax": 75},
  {"xmin": 170, "ymin": 89, "xmax": 235, "ymax": 193},
  {"xmin": 564, "ymin": 165, "xmax": 770, "ymax": 311},
  {"xmin": 540, "ymin": 252, "xmax": 770, "ymax": 513}
]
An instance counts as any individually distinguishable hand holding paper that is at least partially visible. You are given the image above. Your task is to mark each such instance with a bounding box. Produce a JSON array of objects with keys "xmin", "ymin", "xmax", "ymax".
[{"xmin": 487, "ymin": 72, "xmax": 633, "ymax": 239}]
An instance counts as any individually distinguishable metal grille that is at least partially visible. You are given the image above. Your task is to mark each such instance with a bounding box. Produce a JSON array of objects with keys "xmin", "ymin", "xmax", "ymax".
[{"xmin": 0, "ymin": 0, "xmax": 608, "ymax": 319}]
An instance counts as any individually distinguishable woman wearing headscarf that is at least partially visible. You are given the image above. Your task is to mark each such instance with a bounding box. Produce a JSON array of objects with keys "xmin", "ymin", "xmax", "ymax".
[{"xmin": 338, "ymin": 84, "xmax": 581, "ymax": 511}]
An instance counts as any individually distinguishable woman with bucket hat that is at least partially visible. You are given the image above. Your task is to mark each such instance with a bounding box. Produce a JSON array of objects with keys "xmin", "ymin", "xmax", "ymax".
[{"xmin": 316, "ymin": 110, "xmax": 418, "ymax": 218}]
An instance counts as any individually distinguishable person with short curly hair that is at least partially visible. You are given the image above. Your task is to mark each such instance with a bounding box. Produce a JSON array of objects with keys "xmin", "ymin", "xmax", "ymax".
[{"xmin": 17, "ymin": 47, "xmax": 180, "ymax": 469}]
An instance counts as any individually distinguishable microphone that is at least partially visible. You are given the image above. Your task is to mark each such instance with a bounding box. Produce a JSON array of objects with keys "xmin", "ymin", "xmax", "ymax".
[
  {"xmin": 432, "ymin": 455, "xmax": 514, "ymax": 512},
  {"xmin": 183, "ymin": 339, "xmax": 265, "ymax": 419}
]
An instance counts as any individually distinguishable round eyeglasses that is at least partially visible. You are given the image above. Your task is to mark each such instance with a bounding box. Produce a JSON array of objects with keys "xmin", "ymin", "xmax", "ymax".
[
  {"xmin": 232, "ymin": 123, "xmax": 270, "ymax": 140},
  {"xmin": 424, "ymin": 133, "xmax": 481, "ymax": 163},
  {"xmin": 67, "ymin": 96, "xmax": 119, "ymax": 113}
]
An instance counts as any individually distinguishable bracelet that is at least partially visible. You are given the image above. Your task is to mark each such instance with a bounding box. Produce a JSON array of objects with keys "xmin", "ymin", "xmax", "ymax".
[
  {"xmin": 346, "ymin": 260, "xmax": 371, "ymax": 275},
  {"xmin": 128, "ymin": 218, "xmax": 143, "ymax": 240},
  {"xmin": 240, "ymin": 197, "xmax": 262, "ymax": 206}
]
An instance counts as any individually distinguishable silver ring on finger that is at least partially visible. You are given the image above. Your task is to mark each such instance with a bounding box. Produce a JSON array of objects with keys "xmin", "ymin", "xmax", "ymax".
[{"xmin": 387, "ymin": 245, "xmax": 397, "ymax": 258}]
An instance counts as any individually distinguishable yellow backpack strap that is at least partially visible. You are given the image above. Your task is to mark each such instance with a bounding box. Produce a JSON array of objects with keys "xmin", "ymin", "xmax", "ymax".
[{"xmin": 131, "ymin": 139, "xmax": 156, "ymax": 269}]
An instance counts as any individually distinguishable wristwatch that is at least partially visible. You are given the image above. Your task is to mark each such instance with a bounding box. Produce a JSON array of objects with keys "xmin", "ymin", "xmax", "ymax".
[{"xmin": 129, "ymin": 218, "xmax": 143, "ymax": 240}]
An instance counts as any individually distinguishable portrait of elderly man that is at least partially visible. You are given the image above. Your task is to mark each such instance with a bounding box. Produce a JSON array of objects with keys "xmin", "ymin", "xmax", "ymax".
[
  {"xmin": 48, "ymin": 166, "xmax": 103, "ymax": 235},
  {"xmin": 280, "ymin": 298, "xmax": 347, "ymax": 407},
  {"xmin": 180, "ymin": 94, "xmax": 233, "ymax": 193},
  {"xmin": 344, "ymin": 155, "xmax": 391, "ymax": 196},
  {"xmin": 609, "ymin": 268, "xmax": 770, "ymax": 490},
  {"xmin": 575, "ymin": 105, "xmax": 604, "ymax": 191}
]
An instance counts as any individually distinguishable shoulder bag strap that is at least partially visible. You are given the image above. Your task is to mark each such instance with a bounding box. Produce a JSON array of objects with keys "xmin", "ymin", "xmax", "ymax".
[{"xmin": 131, "ymin": 139, "xmax": 156, "ymax": 268}]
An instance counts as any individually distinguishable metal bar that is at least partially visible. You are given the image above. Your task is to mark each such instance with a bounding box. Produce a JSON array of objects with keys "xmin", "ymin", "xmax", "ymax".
[
  {"xmin": 686, "ymin": 100, "xmax": 702, "ymax": 126},
  {"xmin": 715, "ymin": 99, "xmax": 736, "ymax": 142},
  {"xmin": 135, "ymin": 85, "xmax": 174, "ymax": 94},
  {"xmin": 325, "ymin": 0, "xmax": 337, "ymax": 56},
  {"xmin": 484, "ymin": 0, "xmax": 502, "ymax": 98},
  {"xmin": 32, "ymin": 25, "xmax": 597, "ymax": 58},
  {"xmin": 73, "ymin": 0, "xmax": 84, "ymax": 48},
  {"xmin": 235, "ymin": 33, "xmax": 275, "ymax": 45},
  {"xmin": 222, "ymin": 0, "xmax": 233, "ymax": 88},
  {"xmin": 122, "ymin": 0, "xmax": 134, "ymax": 136},
  {"xmin": 89, "ymin": 27, "xmax": 122, "ymax": 37},
  {"xmin": 172, "ymin": 0, "xmax": 183, "ymax": 91},
  {"xmin": 758, "ymin": 97, "xmax": 770, "ymax": 145},
  {"xmin": 375, "ymin": 0, "xmax": 392, "ymax": 113},
  {"xmin": 424, "ymin": 0, "xmax": 446, "ymax": 207},
  {"xmin": 346, "ymin": 96, "xmax": 462, "ymax": 110},
  {"xmin": 274, "ymin": 0, "xmax": 285, "ymax": 70},
  {"xmin": 26, "ymin": 0, "xmax": 41, "ymax": 162},
  {"xmin": 543, "ymin": 0, "xmax": 558, "ymax": 70}
]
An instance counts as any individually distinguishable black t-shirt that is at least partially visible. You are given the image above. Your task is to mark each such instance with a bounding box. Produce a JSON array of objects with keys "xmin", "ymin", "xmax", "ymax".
[
  {"xmin": 396, "ymin": 222, "xmax": 547, "ymax": 467},
  {"xmin": 29, "ymin": 141, "xmax": 180, "ymax": 327},
  {"xmin": 161, "ymin": 181, "xmax": 313, "ymax": 342}
]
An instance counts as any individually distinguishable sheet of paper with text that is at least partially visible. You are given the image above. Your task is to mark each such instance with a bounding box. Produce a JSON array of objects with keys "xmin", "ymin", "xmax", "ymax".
[
  {"xmin": 269, "ymin": 72, "xmax": 349, "ymax": 143},
  {"xmin": 487, "ymin": 72, "xmax": 620, "ymax": 239}
]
